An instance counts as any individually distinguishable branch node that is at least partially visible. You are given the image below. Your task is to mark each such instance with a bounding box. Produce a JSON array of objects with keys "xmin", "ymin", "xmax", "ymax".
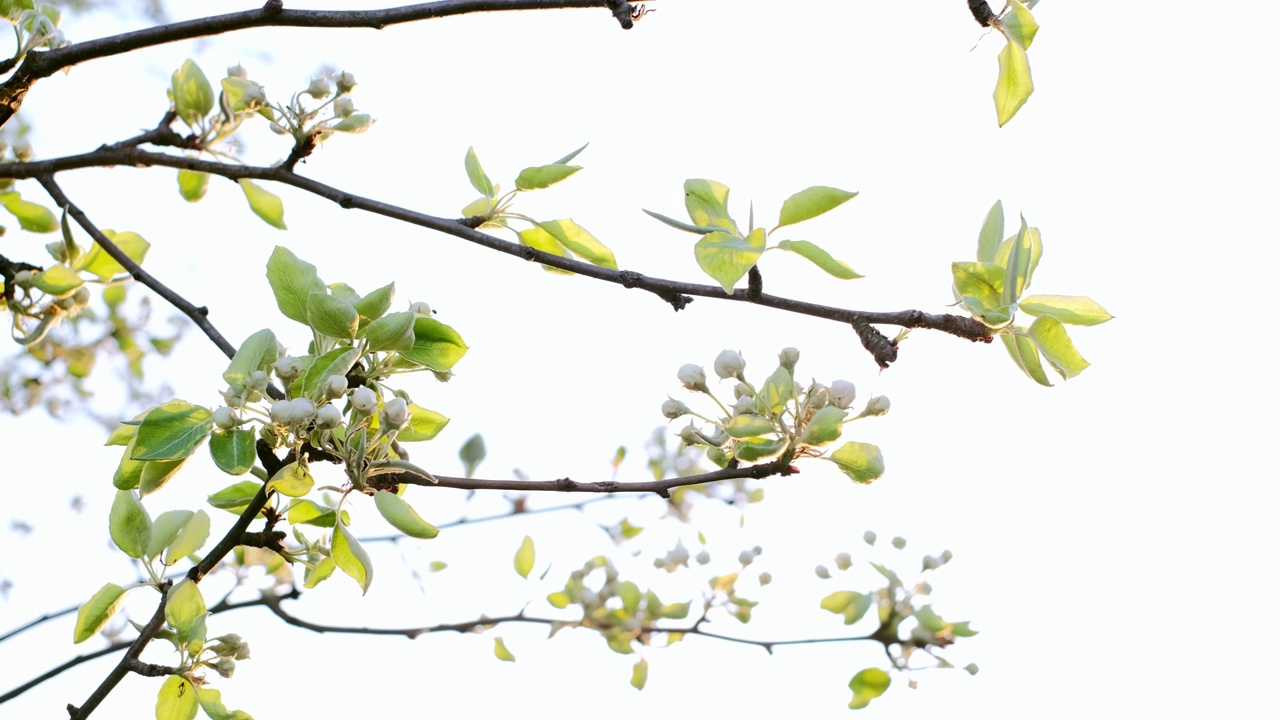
[
  {"xmin": 851, "ymin": 315, "xmax": 899, "ymax": 369},
  {"xmin": 607, "ymin": 1, "xmax": 637, "ymax": 29},
  {"xmin": 747, "ymin": 264, "xmax": 762, "ymax": 299},
  {"xmin": 458, "ymin": 215, "xmax": 485, "ymax": 229},
  {"xmin": 262, "ymin": 0, "xmax": 284, "ymax": 16},
  {"xmin": 619, "ymin": 270, "xmax": 643, "ymax": 288},
  {"xmin": 967, "ymin": 0, "xmax": 997, "ymax": 27}
]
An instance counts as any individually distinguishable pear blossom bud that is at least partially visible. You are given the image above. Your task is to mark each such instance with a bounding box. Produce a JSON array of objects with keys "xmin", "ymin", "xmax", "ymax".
[
  {"xmin": 382, "ymin": 396, "xmax": 409, "ymax": 429},
  {"xmin": 662, "ymin": 398, "xmax": 691, "ymax": 420},
  {"xmin": 863, "ymin": 530, "xmax": 877, "ymax": 546},
  {"xmin": 861, "ymin": 395, "xmax": 891, "ymax": 417},
  {"xmin": 12, "ymin": 269, "xmax": 32, "ymax": 287},
  {"xmin": 941, "ymin": 549, "xmax": 954, "ymax": 564},
  {"xmin": 713, "ymin": 349, "xmax": 746, "ymax": 380},
  {"xmin": 269, "ymin": 122, "xmax": 288, "ymax": 135},
  {"xmin": 891, "ymin": 536, "xmax": 907, "ymax": 550},
  {"xmin": 915, "ymin": 581, "xmax": 933, "ymax": 596},
  {"xmin": 409, "ymin": 301, "xmax": 435, "ymax": 316},
  {"xmin": 270, "ymin": 399, "xmax": 297, "ymax": 424},
  {"xmin": 274, "ymin": 356, "xmax": 302, "ymax": 380},
  {"xmin": 208, "ymin": 658, "xmax": 236, "ymax": 679},
  {"xmin": 677, "ymin": 364, "xmax": 708, "ymax": 393},
  {"xmin": 351, "ymin": 386, "xmax": 377, "ymax": 415},
  {"xmin": 241, "ymin": 82, "xmax": 266, "ymax": 107},
  {"xmin": 13, "ymin": 141, "xmax": 32, "ymax": 162},
  {"xmin": 335, "ymin": 71, "xmax": 357, "ymax": 94},
  {"xmin": 701, "ymin": 427, "xmax": 728, "ymax": 447},
  {"xmin": 758, "ymin": 571, "xmax": 773, "ymax": 586},
  {"xmin": 212, "ymin": 407, "xmax": 237, "ymax": 429},
  {"xmin": 964, "ymin": 663, "xmax": 980, "ymax": 676},
  {"xmin": 829, "ymin": 379, "xmax": 857, "ymax": 409},
  {"xmin": 304, "ymin": 76, "xmax": 332, "ymax": 99},
  {"xmin": 808, "ymin": 384, "xmax": 830, "ymax": 410},
  {"xmin": 323, "ymin": 374, "xmax": 348, "ymax": 401},
  {"xmin": 922, "ymin": 555, "xmax": 941, "ymax": 571},
  {"xmin": 695, "ymin": 550, "xmax": 711, "ymax": 565},
  {"xmin": 72, "ymin": 285, "xmax": 91, "ymax": 308},
  {"xmin": 292, "ymin": 398, "xmax": 316, "ymax": 423},
  {"xmin": 738, "ymin": 550, "xmax": 754, "ymax": 567},
  {"xmin": 677, "ymin": 422, "xmax": 703, "ymax": 446},
  {"xmin": 314, "ymin": 403, "xmax": 343, "ymax": 429},
  {"xmin": 227, "ymin": 64, "xmax": 248, "ymax": 79},
  {"xmin": 333, "ymin": 95, "xmax": 356, "ymax": 118},
  {"xmin": 815, "ymin": 565, "xmax": 831, "ymax": 579},
  {"xmin": 732, "ymin": 395, "xmax": 755, "ymax": 416},
  {"xmin": 835, "ymin": 552, "xmax": 852, "ymax": 570},
  {"xmin": 733, "ymin": 382, "xmax": 754, "ymax": 400},
  {"xmin": 778, "ymin": 347, "xmax": 800, "ymax": 372},
  {"xmin": 246, "ymin": 370, "xmax": 269, "ymax": 392}
]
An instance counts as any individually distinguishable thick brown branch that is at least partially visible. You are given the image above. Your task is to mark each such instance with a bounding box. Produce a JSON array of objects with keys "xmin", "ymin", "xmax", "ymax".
[
  {"xmin": 0, "ymin": 642, "xmax": 129, "ymax": 705},
  {"xmin": 0, "ymin": 1, "xmax": 635, "ymax": 129},
  {"xmin": 967, "ymin": 0, "xmax": 997, "ymax": 27},
  {"xmin": 2, "ymin": 148, "xmax": 992, "ymax": 364}
]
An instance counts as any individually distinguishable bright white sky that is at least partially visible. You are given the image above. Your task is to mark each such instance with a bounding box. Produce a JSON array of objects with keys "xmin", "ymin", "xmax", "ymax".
[{"xmin": 2, "ymin": 1, "xmax": 1277, "ymax": 717}]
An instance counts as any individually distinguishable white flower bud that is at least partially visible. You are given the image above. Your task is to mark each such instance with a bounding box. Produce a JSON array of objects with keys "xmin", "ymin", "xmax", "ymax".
[
  {"xmin": 382, "ymin": 396, "xmax": 409, "ymax": 429},
  {"xmin": 269, "ymin": 122, "xmax": 288, "ymax": 135},
  {"xmin": 922, "ymin": 555, "xmax": 941, "ymax": 571},
  {"xmin": 304, "ymin": 76, "xmax": 332, "ymax": 99},
  {"xmin": 941, "ymin": 549, "xmax": 954, "ymax": 564},
  {"xmin": 212, "ymin": 406, "xmax": 237, "ymax": 429},
  {"xmin": 861, "ymin": 395, "xmax": 891, "ymax": 417},
  {"xmin": 808, "ymin": 384, "xmax": 830, "ymax": 410},
  {"xmin": 323, "ymin": 374, "xmax": 348, "ymax": 401},
  {"xmin": 733, "ymin": 382, "xmax": 754, "ymax": 400},
  {"xmin": 13, "ymin": 141, "xmax": 32, "ymax": 162},
  {"xmin": 241, "ymin": 82, "xmax": 267, "ymax": 107},
  {"xmin": 292, "ymin": 398, "xmax": 316, "ymax": 422},
  {"xmin": 677, "ymin": 422, "xmax": 702, "ymax": 446},
  {"xmin": 677, "ymin": 364, "xmax": 708, "ymax": 392},
  {"xmin": 274, "ymin": 356, "xmax": 302, "ymax": 381},
  {"xmin": 738, "ymin": 550, "xmax": 754, "ymax": 567},
  {"xmin": 351, "ymin": 386, "xmax": 377, "ymax": 415},
  {"xmin": 778, "ymin": 346, "xmax": 800, "ymax": 372},
  {"xmin": 270, "ymin": 399, "xmax": 297, "ymax": 424},
  {"xmin": 891, "ymin": 536, "xmax": 907, "ymax": 550},
  {"xmin": 333, "ymin": 95, "xmax": 356, "ymax": 118},
  {"xmin": 758, "ymin": 572, "xmax": 772, "ymax": 586},
  {"xmin": 409, "ymin": 301, "xmax": 435, "ymax": 316},
  {"xmin": 828, "ymin": 380, "xmax": 856, "ymax": 409},
  {"xmin": 732, "ymin": 395, "xmax": 755, "ymax": 416},
  {"xmin": 713, "ymin": 349, "xmax": 746, "ymax": 381},
  {"xmin": 247, "ymin": 370, "xmax": 269, "ymax": 392},
  {"xmin": 863, "ymin": 530, "xmax": 877, "ymax": 546},
  {"xmin": 227, "ymin": 64, "xmax": 248, "ymax": 79},
  {"xmin": 814, "ymin": 565, "xmax": 831, "ymax": 579},
  {"xmin": 335, "ymin": 71, "xmax": 357, "ymax": 94},
  {"xmin": 964, "ymin": 663, "xmax": 980, "ymax": 676},
  {"xmin": 695, "ymin": 550, "xmax": 711, "ymax": 565},
  {"xmin": 314, "ymin": 403, "xmax": 343, "ymax": 429},
  {"xmin": 834, "ymin": 552, "xmax": 852, "ymax": 570},
  {"xmin": 72, "ymin": 285, "xmax": 91, "ymax": 308},
  {"xmin": 661, "ymin": 398, "xmax": 691, "ymax": 420}
]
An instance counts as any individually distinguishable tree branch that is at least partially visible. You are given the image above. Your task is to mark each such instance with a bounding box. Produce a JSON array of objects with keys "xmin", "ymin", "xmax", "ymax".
[
  {"xmin": 66, "ymin": 581, "xmax": 171, "ymax": 720},
  {"xmin": 2, "ymin": 147, "xmax": 993, "ymax": 363},
  {"xmin": 0, "ymin": 0, "xmax": 638, "ymax": 129},
  {"xmin": 0, "ymin": 642, "xmax": 129, "ymax": 705},
  {"xmin": 967, "ymin": 0, "xmax": 997, "ymax": 27}
]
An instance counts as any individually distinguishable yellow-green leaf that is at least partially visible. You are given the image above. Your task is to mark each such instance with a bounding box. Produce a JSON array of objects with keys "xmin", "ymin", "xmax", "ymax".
[
  {"xmin": 156, "ymin": 674, "xmax": 199, "ymax": 720},
  {"xmin": 332, "ymin": 522, "xmax": 373, "ymax": 594},
  {"xmin": 695, "ymin": 228, "xmax": 765, "ymax": 294},
  {"xmin": 1000, "ymin": 0, "xmax": 1039, "ymax": 49},
  {"xmin": 539, "ymin": 219, "xmax": 618, "ymax": 270},
  {"xmin": 178, "ymin": 169, "xmax": 209, "ymax": 202},
  {"xmin": 266, "ymin": 462, "xmax": 313, "ymax": 498},
  {"xmin": 164, "ymin": 579, "xmax": 206, "ymax": 638},
  {"xmin": 109, "ymin": 490, "xmax": 151, "ymax": 558},
  {"xmin": 374, "ymin": 491, "xmax": 439, "ymax": 539},
  {"xmin": 75, "ymin": 229, "xmax": 151, "ymax": 280},
  {"xmin": 994, "ymin": 39, "xmax": 1034, "ymax": 127},
  {"xmin": 1028, "ymin": 316, "xmax": 1090, "ymax": 379},
  {"xmin": 514, "ymin": 535, "xmax": 535, "ymax": 579},
  {"xmin": 493, "ymin": 637, "xmax": 516, "ymax": 662},
  {"xmin": 464, "ymin": 147, "xmax": 494, "ymax": 198},
  {"xmin": 73, "ymin": 583, "xmax": 128, "ymax": 643},
  {"xmin": 684, "ymin": 179, "xmax": 738, "ymax": 233},
  {"xmin": 775, "ymin": 186, "xmax": 858, "ymax": 228},
  {"xmin": 630, "ymin": 658, "xmax": 649, "ymax": 690},
  {"xmin": 171, "ymin": 59, "xmax": 214, "ymax": 126},
  {"xmin": 1019, "ymin": 294, "xmax": 1113, "ymax": 326},
  {"xmin": 30, "ymin": 264, "xmax": 82, "ymax": 296},
  {"xmin": 848, "ymin": 667, "xmax": 891, "ymax": 710},
  {"xmin": 775, "ymin": 240, "xmax": 862, "ymax": 279},
  {"xmin": 239, "ymin": 179, "xmax": 286, "ymax": 230},
  {"xmin": 1000, "ymin": 329, "xmax": 1052, "ymax": 386},
  {"xmin": 828, "ymin": 442, "xmax": 884, "ymax": 484}
]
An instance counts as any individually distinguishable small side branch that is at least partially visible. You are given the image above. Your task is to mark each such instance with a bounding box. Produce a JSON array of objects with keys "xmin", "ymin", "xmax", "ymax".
[
  {"xmin": 967, "ymin": 0, "xmax": 997, "ymax": 27},
  {"xmin": 66, "ymin": 581, "xmax": 171, "ymax": 720}
]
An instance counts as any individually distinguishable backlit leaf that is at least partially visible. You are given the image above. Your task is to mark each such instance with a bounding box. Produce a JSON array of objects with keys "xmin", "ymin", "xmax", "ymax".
[
  {"xmin": 73, "ymin": 583, "xmax": 128, "ymax": 643},
  {"xmin": 239, "ymin": 179, "xmax": 286, "ymax": 230},
  {"xmin": 695, "ymin": 228, "xmax": 765, "ymax": 294},
  {"xmin": 776, "ymin": 186, "xmax": 857, "ymax": 228}
]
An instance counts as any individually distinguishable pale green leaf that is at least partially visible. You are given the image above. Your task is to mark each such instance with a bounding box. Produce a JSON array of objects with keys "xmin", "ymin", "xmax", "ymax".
[
  {"xmin": 300, "ymin": 347, "xmax": 359, "ymax": 400},
  {"xmin": 515, "ymin": 164, "xmax": 580, "ymax": 191},
  {"xmin": 799, "ymin": 406, "xmax": 847, "ymax": 446},
  {"xmin": 30, "ymin": 264, "xmax": 82, "ymax": 296},
  {"xmin": 776, "ymin": 186, "xmax": 858, "ymax": 228},
  {"xmin": 374, "ymin": 491, "xmax": 440, "ymax": 539},
  {"xmin": 517, "ymin": 224, "xmax": 574, "ymax": 275},
  {"xmin": 363, "ymin": 311, "xmax": 416, "ymax": 352},
  {"xmin": 755, "ymin": 365, "xmax": 793, "ymax": 416},
  {"xmin": 222, "ymin": 329, "xmax": 277, "ymax": 389},
  {"xmin": 146, "ymin": 509, "xmax": 194, "ymax": 560},
  {"xmin": 828, "ymin": 442, "xmax": 884, "ymax": 484},
  {"xmin": 1029, "ymin": 316, "xmax": 1090, "ymax": 379},
  {"xmin": 304, "ymin": 555, "xmax": 336, "ymax": 588},
  {"xmin": 630, "ymin": 658, "xmax": 648, "ymax": 690},
  {"xmin": 995, "ymin": 39, "xmax": 1034, "ymax": 127},
  {"xmin": 171, "ymin": 59, "xmax": 214, "ymax": 126},
  {"xmin": 306, "ymin": 290, "xmax": 358, "ymax": 340},
  {"xmin": 464, "ymin": 146, "xmax": 493, "ymax": 198},
  {"xmin": 1000, "ymin": 329, "xmax": 1052, "ymax": 386},
  {"xmin": 133, "ymin": 401, "xmax": 213, "ymax": 461},
  {"xmin": 951, "ymin": 261, "xmax": 1004, "ymax": 310},
  {"xmin": 195, "ymin": 686, "xmax": 254, "ymax": 720},
  {"xmin": 164, "ymin": 579, "xmax": 206, "ymax": 638},
  {"xmin": 397, "ymin": 403, "xmax": 449, "ymax": 442},
  {"xmin": 210, "ymin": 429, "xmax": 255, "ymax": 476},
  {"xmin": 155, "ymin": 674, "xmax": 199, "ymax": 720},
  {"xmin": 694, "ymin": 228, "xmax": 765, "ymax": 294},
  {"xmin": 514, "ymin": 535, "xmax": 535, "ymax": 578},
  {"xmin": 1, "ymin": 193, "xmax": 58, "ymax": 233},
  {"xmin": 848, "ymin": 667, "xmax": 891, "ymax": 710},
  {"xmin": 1001, "ymin": 217, "xmax": 1035, "ymax": 304},
  {"xmin": 266, "ymin": 462, "xmax": 313, "ymax": 498},
  {"xmin": 642, "ymin": 208, "xmax": 722, "ymax": 235},
  {"xmin": 775, "ymin": 240, "xmax": 862, "ymax": 279},
  {"xmin": 734, "ymin": 436, "xmax": 788, "ymax": 462},
  {"xmin": 163, "ymin": 510, "xmax": 210, "ymax": 566},
  {"xmin": 1019, "ymin": 294, "xmax": 1113, "ymax": 326},
  {"xmin": 684, "ymin": 179, "xmax": 738, "ymax": 233},
  {"xmin": 539, "ymin": 219, "xmax": 618, "ymax": 269},
  {"xmin": 724, "ymin": 414, "xmax": 775, "ymax": 439},
  {"xmin": 113, "ymin": 441, "xmax": 145, "ymax": 490},
  {"xmin": 550, "ymin": 142, "xmax": 589, "ymax": 165},
  {"xmin": 1001, "ymin": 0, "xmax": 1039, "ymax": 49},
  {"xmin": 206, "ymin": 480, "xmax": 262, "ymax": 513},
  {"xmin": 73, "ymin": 583, "xmax": 128, "ymax": 643},
  {"xmin": 332, "ymin": 522, "xmax": 373, "ymax": 594},
  {"xmin": 177, "ymin": 169, "xmax": 209, "ymax": 202},
  {"xmin": 109, "ymin": 490, "xmax": 151, "ymax": 558},
  {"xmin": 238, "ymin": 179, "xmax": 286, "ymax": 230},
  {"xmin": 459, "ymin": 434, "xmax": 485, "ymax": 478},
  {"xmin": 353, "ymin": 282, "xmax": 395, "ymax": 323},
  {"xmin": 75, "ymin": 229, "xmax": 150, "ymax": 280},
  {"xmin": 977, "ymin": 200, "xmax": 1004, "ymax": 263},
  {"xmin": 140, "ymin": 458, "xmax": 188, "ymax": 496},
  {"xmin": 400, "ymin": 317, "xmax": 468, "ymax": 372},
  {"xmin": 265, "ymin": 247, "xmax": 325, "ymax": 324},
  {"xmin": 493, "ymin": 637, "xmax": 516, "ymax": 662}
]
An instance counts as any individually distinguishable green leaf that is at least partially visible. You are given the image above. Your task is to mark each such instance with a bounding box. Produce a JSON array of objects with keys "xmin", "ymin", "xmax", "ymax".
[
  {"xmin": 828, "ymin": 442, "xmax": 884, "ymax": 484},
  {"xmin": 301, "ymin": 347, "xmax": 359, "ymax": 400},
  {"xmin": 332, "ymin": 522, "xmax": 373, "ymax": 594},
  {"xmin": 684, "ymin": 179, "xmax": 738, "ymax": 233},
  {"xmin": 775, "ymin": 240, "xmax": 862, "ymax": 279},
  {"xmin": 461, "ymin": 195, "xmax": 495, "ymax": 220},
  {"xmin": 30, "ymin": 264, "xmax": 82, "ymax": 296},
  {"xmin": 133, "ymin": 401, "xmax": 213, "ymax": 461},
  {"xmin": 209, "ymin": 425, "xmax": 254, "ymax": 476},
  {"xmin": 75, "ymin": 229, "xmax": 150, "ymax": 280},
  {"xmin": 515, "ymin": 164, "xmax": 581, "ymax": 191},
  {"xmin": 331, "ymin": 113, "xmax": 373, "ymax": 133},
  {"xmin": 459, "ymin": 434, "xmax": 485, "ymax": 478},
  {"xmin": 1001, "ymin": 0, "xmax": 1039, "ymax": 49},
  {"xmin": 266, "ymin": 247, "xmax": 326, "ymax": 324},
  {"xmin": 493, "ymin": 637, "xmax": 516, "ymax": 662},
  {"xmin": 163, "ymin": 510, "xmax": 210, "ymax": 566},
  {"xmin": 514, "ymin": 535, "xmax": 535, "ymax": 578},
  {"xmin": 1019, "ymin": 295, "xmax": 1113, "ymax": 326},
  {"xmin": 755, "ymin": 365, "xmax": 793, "ymax": 416},
  {"xmin": 695, "ymin": 228, "xmax": 765, "ymax": 294},
  {"xmin": 848, "ymin": 667, "xmax": 891, "ymax": 710},
  {"xmin": 219, "ymin": 76, "xmax": 266, "ymax": 114},
  {"xmin": 1000, "ymin": 329, "xmax": 1052, "ymax": 386},
  {"xmin": 171, "ymin": 59, "xmax": 214, "ymax": 126},
  {"xmin": 733, "ymin": 436, "xmax": 788, "ymax": 462},
  {"xmin": 287, "ymin": 499, "xmax": 342, "ymax": 528},
  {"xmin": 363, "ymin": 311, "xmax": 416, "ymax": 352},
  {"xmin": 464, "ymin": 146, "xmax": 494, "ymax": 198},
  {"xmin": 147, "ymin": 509, "xmax": 194, "ymax": 560},
  {"xmin": 400, "ymin": 317, "xmax": 468, "ymax": 372},
  {"xmin": 195, "ymin": 687, "xmax": 253, "ymax": 720},
  {"xmin": 397, "ymin": 403, "xmax": 449, "ymax": 442},
  {"xmin": 238, "ymin": 179, "xmax": 286, "ymax": 230},
  {"xmin": 1029, "ymin": 316, "xmax": 1090, "ymax": 379},
  {"xmin": 113, "ymin": 442, "xmax": 145, "ymax": 490},
  {"xmin": 539, "ymin": 219, "xmax": 618, "ymax": 269},
  {"xmin": 109, "ymin": 490, "xmax": 151, "ymax": 558},
  {"xmin": 775, "ymin": 186, "xmax": 858, "ymax": 228},
  {"xmin": 977, "ymin": 200, "xmax": 1004, "ymax": 263},
  {"xmin": 266, "ymin": 462, "xmax": 314, "ymax": 498},
  {"xmin": 1, "ymin": 193, "xmax": 58, "ymax": 233},
  {"xmin": 207, "ymin": 480, "xmax": 262, "ymax": 513},
  {"xmin": 306, "ymin": 290, "xmax": 358, "ymax": 340},
  {"xmin": 630, "ymin": 658, "xmax": 648, "ymax": 691},
  {"xmin": 951, "ymin": 261, "xmax": 1004, "ymax": 310},
  {"xmin": 164, "ymin": 579, "xmax": 206, "ymax": 639},
  {"xmin": 222, "ymin": 329, "xmax": 277, "ymax": 389},
  {"xmin": 1001, "ymin": 217, "xmax": 1035, "ymax": 305},
  {"xmin": 550, "ymin": 142, "xmax": 589, "ymax": 165},
  {"xmin": 177, "ymin": 169, "xmax": 209, "ymax": 202},
  {"xmin": 724, "ymin": 414, "xmax": 775, "ymax": 439},
  {"xmin": 353, "ymin": 282, "xmax": 395, "ymax": 323},
  {"xmin": 799, "ymin": 406, "xmax": 847, "ymax": 446},
  {"xmin": 820, "ymin": 590, "xmax": 873, "ymax": 625},
  {"xmin": 994, "ymin": 38, "xmax": 1034, "ymax": 127},
  {"xmin": 642, "ymin": 208, "xmax": 722, "ymax": 235},
  {"xmin": 105, "ymin": 417, "xmax": 141, "ymax": 447},
  {"xmin": 156, "ymin": 674, "xmax": 199, "ymax": 720},
  {"xmin": 140, "ymin": 458, "xmax": 187, "ymax": 496},
  {"xmin": 374, "ymin": 491, "xmax": 440, "ymax": 539},
  {"xmin": 73, "ymin": 583, "xmax": 128, "ymax": 643}
]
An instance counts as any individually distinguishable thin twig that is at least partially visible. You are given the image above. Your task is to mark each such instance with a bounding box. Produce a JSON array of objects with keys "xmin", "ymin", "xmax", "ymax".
[{"xmin": 66, "ymin": 581, "xmax": 171, "ymax": 720}]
